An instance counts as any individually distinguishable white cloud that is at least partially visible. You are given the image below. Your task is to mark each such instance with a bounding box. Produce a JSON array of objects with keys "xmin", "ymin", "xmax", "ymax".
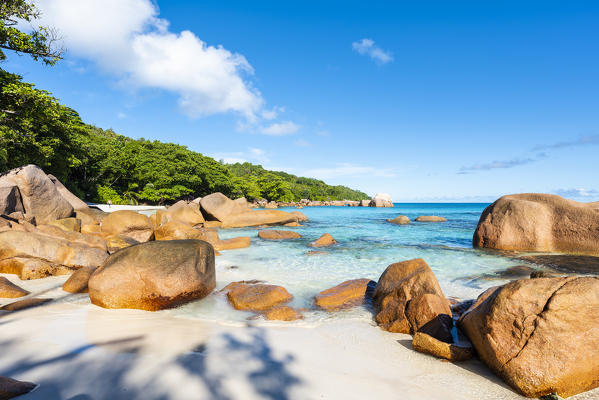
[
  {"xmin": 352, "ymin": 38, "xmax": 393, "ymax": 64},
  {"xmin": 34, "ymin": 0, "xmax": 263, "ymax": 119},
  {"xmin": 553, "ymin": 188, "xmax": 599, "ymax": 199},
  {"xmin": 117, "ymin": 112, "xmax": 127, "ymax": 119},
  {"xmin": 260, "ymin": 121, "xmax": 300, "ymax": 136},
  {"xmin": 304, "ymin": 163, "xmax": 396, "ymax": 180}
]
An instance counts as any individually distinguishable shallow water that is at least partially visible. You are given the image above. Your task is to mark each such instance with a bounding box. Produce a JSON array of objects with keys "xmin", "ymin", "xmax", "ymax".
[{"xmin": 171, "ymin": 203, "xmax": 532, "ymax": 323}]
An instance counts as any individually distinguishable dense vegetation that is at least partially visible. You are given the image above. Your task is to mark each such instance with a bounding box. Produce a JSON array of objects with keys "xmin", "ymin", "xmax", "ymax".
[{"xmin": 0, "ymin": 1, "xmax": 368, "ymax": 204}]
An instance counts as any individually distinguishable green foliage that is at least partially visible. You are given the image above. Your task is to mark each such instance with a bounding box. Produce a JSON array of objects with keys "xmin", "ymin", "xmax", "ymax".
[
  {"xmin": 0, "ymin": 71, "xmax": 369, "ymax": 204},
  {"xmin": 0, "ymin": 0, "xmax": 63, "ymax": 65}
]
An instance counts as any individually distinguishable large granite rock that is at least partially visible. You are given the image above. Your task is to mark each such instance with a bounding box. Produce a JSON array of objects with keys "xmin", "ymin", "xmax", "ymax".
[
  {"xmin": 35, "ymin": 224, "xmax": 108, "ymax": 252},
  {"xmin": 0, "ymin": 257, "xmax": 72, "ymax": 280},
  {"xmin": 373, "ymin": 258, "xmax": 451, "ymax": 336},
  {"xmin": 163, "ymin": 203, "xmax": 205, "ymax": 226},
  {"xmin": 89, "ymin": 240, "xmax": 216, "ymax": 311},
  {"xmin": 405, "ymin": 293, "xmax": 453, "ymax": 343},
  {"xmin": 314, "ymin": 278, "xmax": 375, "ymax": 311},
  {"xmin": 155, "ymin": 221, "xmax": 204, "ymax": 241},
  {"xmin": 473, "ymin": 193, "xmax": 599, "ymax": 256},
  {"xmin": 0, "ymin": 165, "xmax": 74, "ymax": 223},
  {"xmin": 47, "ymin": 174, "xmax": 89, "ymax": 211},
  {"xmin": 369, "ymin": 193, "xmax": 393, "ymax": 208},
  {"xmin": 221, "ymin": 210, "xmax": 298, "ymax": 228},
  {"xmin": 458, "ymin": 276, "xmax": 599, "ymax": 398},
  {"xmin": 200, "ymin": 193, "xmax": 246, "ymax": 222},
  {"xmin": 62, "ymin": 266, "xmax": 96, "ymax": 293},
  {"xmin": 0, "ymin": 231, "xmax": 108, "ymax": 270},
  {"xmin": 101, "ymin": 210, "xmax": 154, "ymax": 243}
]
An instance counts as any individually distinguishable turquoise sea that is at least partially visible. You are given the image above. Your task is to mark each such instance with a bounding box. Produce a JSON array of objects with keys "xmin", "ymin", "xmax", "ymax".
[{"xmin": 173, "ymin": 203, "xmax": 535, "ymax": 323}]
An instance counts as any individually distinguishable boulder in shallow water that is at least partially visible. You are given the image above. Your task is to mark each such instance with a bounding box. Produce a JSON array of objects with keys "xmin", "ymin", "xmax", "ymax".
[
  {"xmin": 310, "ymin": 233, "xmax": 337, "ymax": 247},
  {"xmin": 221, "ymin": 210, "xmax": 297, "ymax": 228},
  {"xmin": 290, "ymin": 211, "xmax": 309, "ymax": 222},
  {"xmin": 213, "ymin": 237, "xmax": 251, "ymax": 251},
  {"xmin": 258, "ymin": 230, "xmax": 302, "ymax": 240},
  {"xmin": 473, "ymin": 193, "xmax": 599, "ymax": 256},
  {"xmin": 369, "ymin": 193, "xmax": 393, "ymax": 208},
  {"xmin": 62, "ymin": 266, "xmax": 96, "ymax": 293},
  {"xmin": 0, "ymin": 376, "xmax": 37, "ymax": 399},
  {"xmin": 89, "ymin": 240, "xmax": 215, "ymax": 311},
  {"xmin": 314, "ymin": 278, "xmax": 375, "ymax": 311},
  {"xmin": 415, "ymin": 216, "xmax": 447, "ymax": 222},
  {"xmin": 0, "ymin": 276, "xmax": 29, "ymax": 298},
  {"xmin": 412, "ymin": 332, "xmax": 473, "ymax": 362},
  {"xmin": 224, "ymin": 281, "xmax": 293, "ymax": 311},
  {"xmin": 373, "ymin": 258, "xmax": 448, "ymax": 334},
  {"xmin": 387, "ymin": 215, "xmax": 410, "ymax": 225},
  {"xmin": 458, "ymin": 276, "xmax": 599, "ymax": 398},
  {"xmin": 101, "ymin": 210, "xmax": 154, "ymax": 243}
]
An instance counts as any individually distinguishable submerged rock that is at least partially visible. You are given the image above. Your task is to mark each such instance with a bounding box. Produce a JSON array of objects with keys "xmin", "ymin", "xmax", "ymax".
[
  {"xmin": 89, "ymin": 240, "xmax": 216, "ymax": 311},
  {"xmin": 415, "ymin": 216, "xmax": 447, "ymax": 222},
  {"xmin": 101, "ymin": 210, "xmax": 154, "ymax": 243},
  {"xmin": 473, "ymin": 193, "xmax": 599, "ymax": 256},
  {"xmin": 0, "ymin": 276, "xmax": 29, "ymax": 298},
  {"xmin": 314, "ymin": 278, "xmax": 375, "ymax": 311},
  {"xmin": 459, "ymin": 276, "xmax": 599, "ymax": 398},
  {"xmin": 310, "ymin": 233, "xmax": 337, "ymax": 247},
  {"xmin": 258, "ymin": 230, "xmax": 302, "ymax": 240},
  {"xmin": 373, "ymin": 258, "xmax": 451, "ymax": 338},
  {"xmin": 387, "ymin": 215, "xmax": 410, "ymax": 225}
]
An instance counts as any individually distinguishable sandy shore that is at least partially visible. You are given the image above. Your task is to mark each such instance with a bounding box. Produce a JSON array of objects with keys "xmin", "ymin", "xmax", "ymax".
[{"xmin": 1, "ymin": 275, "xmax": 598, "ymax": 400}]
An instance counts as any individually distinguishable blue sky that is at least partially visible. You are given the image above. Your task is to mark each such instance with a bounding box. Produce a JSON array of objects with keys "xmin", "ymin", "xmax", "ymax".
[{"xmin": 6, "ymin": 0, "xmax": 599, "ymax": 201}]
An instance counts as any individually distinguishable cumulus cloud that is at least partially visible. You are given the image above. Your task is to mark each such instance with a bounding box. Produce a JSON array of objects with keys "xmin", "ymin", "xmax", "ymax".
[
  {"xmin": 260, "ymin": 121, "xmax": 300, "ymax": 136},
  {"xmin": 458, "ymin": 157, "xmax": 537, "ymax": 174},
  {"xmin": 304, "ymin": 163, "xmax": 396, "ymax": 180},
  {"xmin": 352, "ymin": 38, "xmax": 393, "ymax": 64},
  {"xmin": 33, "ymin": 0, "xmax": 286, "ymax": 121}
]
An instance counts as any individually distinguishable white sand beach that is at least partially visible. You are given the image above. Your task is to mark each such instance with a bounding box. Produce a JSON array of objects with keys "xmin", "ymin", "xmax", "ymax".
[{"xmin": 2, "ymin": 274, "xmax": 599, "ymax": 400}]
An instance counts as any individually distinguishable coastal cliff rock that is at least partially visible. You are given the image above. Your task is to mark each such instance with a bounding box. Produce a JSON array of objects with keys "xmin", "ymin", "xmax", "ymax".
[
  {"xmin": 415, "ymin": 216, "xmax": 447, "ymax": 222},
  {"xmin": 62, "ymin": 266, "xmax": 96, "ymax": 293},
  {"xmin": 314, "ymin": 278, "xmax": 375, "ymax": 311},
  {"xmin": 373, "ymin": 258, "xmax": 452, "ymax": 338},
  {"xmin": 258, "ymin": 230, "xmax": 302, "ymax": 240},
  {"xmin": 458, "ymin": 276, "xmax": 599, "ymax": 398},
  {"xmin": 224, "ymin": 281, "xmax": 293, "ymax": 311},
  {"xmin": 89, "ymin": 240, "xmax": 215, "ymax": 311},
  {"xmin": 0, "ymin": 276, "xmax": 29, "ymax": 298},
  {"xmin": 369, "ymin": 193, "xmax": 393, "ymax": 208},
  {"xmin": 101, "ymin": 210, "xmax": 154, "ymax": 243},
  {"xmin": 387, "ymin": 215, "xmax": 410, "ymax": 225},
  {"xmin": 473, "ymin": 193, "xmax": 599, "ymax": 256},
  {"xmin": 310, "ymin": 233, "xmax": 337, "ymax": 247},
  {"xmin": 0, "ymin": 230, "xmax": 108, "ymax": 271},
  {"xmin": 0, "ymin": 165, "xmax": 74, "ymax": 223}
]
